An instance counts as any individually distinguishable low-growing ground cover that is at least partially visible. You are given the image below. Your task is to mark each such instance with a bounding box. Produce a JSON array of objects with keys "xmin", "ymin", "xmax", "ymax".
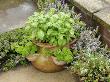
[{"xmin": 0, "ymin": 28, "xmax": 29, "ymax": 71}]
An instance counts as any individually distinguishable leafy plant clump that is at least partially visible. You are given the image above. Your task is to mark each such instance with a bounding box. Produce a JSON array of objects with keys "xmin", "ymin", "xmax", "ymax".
[
  {"xmin": 11, "ymin": 25, "xmax": 38, "ymax": 57},
  {"xmin": 11, "ymin": 36, "xmax": 37, "ymax": 57},
  {"xmin": 71, "ymin": 28, "xmax": 110, "ymax": 58},
  {"xmin": 33, "ymin": 0, "xmax": 68, "ymax": 10},
  {"xmin": 34, "ymin": 0, "xmax": 55, "ymax": 10},
  {"xmin": 25, "ymin": 7, "xmax": 84, "ymax": 46},
  {"xmin": 70, "ymin": 51, "xmax": 110, "ymax": 82},
  {"xmin": 53, "ymin": 47, "xmax": 73, "ymax": 63},
  {"xmin": 70, "ymin": 28, "xmax": 110, "ymax": 82},
  {"xmin": 11, "ymin": 2, "xmax": 85, "ymax": 64},
  {"xmin": 0, "ymin": 28, "xmax": 29, "ymax": 71},
  {"xmin": 72, "ymin": 28, "xmax": 101, "ymax": 52}
]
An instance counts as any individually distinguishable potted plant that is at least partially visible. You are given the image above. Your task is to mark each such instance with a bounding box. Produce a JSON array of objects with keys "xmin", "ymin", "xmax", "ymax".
[
  {"xmin": 11, "ymin": 6, "xmax": 84, "ymax": 72},
  {"xmin": 25, "ymin": 8, "xmax": 77, "ymax": 72}
]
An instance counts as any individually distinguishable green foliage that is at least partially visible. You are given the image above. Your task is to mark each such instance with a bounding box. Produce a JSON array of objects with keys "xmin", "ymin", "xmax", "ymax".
[
  {"xmin": 11, "ymin": 27, "xmax": 37, "ymax": 57},
  {"xmin": 70, "ymin": 28, "xmax": 110, "ymax": 82},
  {"xmin": 0, "ymin": 28, "xmax": 28, "ymax": 71},
  {"xmin": 53, "ymin": 47, "xmax": 73, "ymax": 63},
  {"xmin": 34, "ymin": 0, "xmax": 55, "ymax": 10},
  {"xmin": 2, "ymin": 55, "xmax": 28, "ymax": 71},
  {"xmin": 72, "ymin": 29, "xmax": 101, "ymax": 52},
  {"xmin": 11, "ymin": 39, "xmax": 37, "ymax": 57},
  {"xmin": 0, "ymin": 0, "xmax": 85, "ymax": 72},
  {"xmin": 25, "ymin": 8, "xmax": 79, "ymax": 46},
  {"xmin": 70, "ymin": 50, "xmax": 110, "ymax": 82}
]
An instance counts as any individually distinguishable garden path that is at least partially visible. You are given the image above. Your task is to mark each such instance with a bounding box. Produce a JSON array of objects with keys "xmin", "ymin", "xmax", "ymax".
[
  {"xmin": 0, "ymin": 65, "xmax": 76, "ymax": 82},
  {"xmin": 0, "ymin": 0, "xmax": 35, "ymax": 33}
]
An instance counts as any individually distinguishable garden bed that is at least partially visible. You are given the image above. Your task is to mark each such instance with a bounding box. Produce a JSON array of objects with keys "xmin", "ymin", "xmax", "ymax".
[{"xmin": 70, "ymin": 0, "xmax": 110, "ymax": 47}]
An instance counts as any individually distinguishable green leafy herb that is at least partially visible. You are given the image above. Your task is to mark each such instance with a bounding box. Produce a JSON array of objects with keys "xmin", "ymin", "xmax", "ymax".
[
  {"xmin": 53, "ymin": 47, "xmax": 73, "ymax": 63},
  {"xmin": 25, "ymin": 8, "xmax": 79, "ymax": 46}
]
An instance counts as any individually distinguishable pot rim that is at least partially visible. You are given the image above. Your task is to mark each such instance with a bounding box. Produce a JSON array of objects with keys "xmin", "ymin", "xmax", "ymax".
[
  {"xmin": 32, "ymin": 39, "xmax": 77, "ymax": 49},
  {"xmin": 33, "ymin": 40, "xmax": 56, "ymax": 49},
  {"xmin": 26, "ymin": 54, "xmax": 39, "ymax": 61},
  {"xmin": 50, "ymin": 56, "xmax": 66, "ymax": 66}
]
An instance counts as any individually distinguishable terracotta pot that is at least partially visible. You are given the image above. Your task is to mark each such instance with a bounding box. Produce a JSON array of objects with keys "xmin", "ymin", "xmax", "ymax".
[
  {"xmin": 26, "ymin": 42, "xmax": 65, "ymax": 73},
  {"xmin": 27, "ymin": 54, "xmax": 65, "ymax": 73},
  {"xmin": 26, "ymin": 40, "xmax": 76, "ymax": 73},
  {"xmin": 51, "ymin": 56, "xmax": 66, "ymax": 65}
]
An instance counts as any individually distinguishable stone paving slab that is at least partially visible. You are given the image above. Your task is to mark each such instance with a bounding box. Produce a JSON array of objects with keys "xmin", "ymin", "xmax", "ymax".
[
  {"xmin": 0, "ymin": 65, "xmax": 77, "ymax": 82},
  {"xmin": 93, "ymin": 7, "xmax": 110, "ymax": 29},
  {"xmin": 0, "ymin": 0, "xmax": 35, "ymax": 33},
  {"xmin": 105, "ymin": 0, "xmax": 110, "ymax": 3},
  {"xmin": 71, "ymin": 0, "xmax": 110, "ymax": 17}
]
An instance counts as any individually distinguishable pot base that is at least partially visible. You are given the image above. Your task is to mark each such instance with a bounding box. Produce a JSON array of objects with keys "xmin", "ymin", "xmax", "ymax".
[{"xmin": 31, "ymin": 55, "xmax": 64, "ymax": 73}]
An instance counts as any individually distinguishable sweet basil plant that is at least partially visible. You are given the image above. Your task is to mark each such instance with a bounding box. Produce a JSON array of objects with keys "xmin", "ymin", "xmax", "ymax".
[{"xmin": 25, "ymin": 8, "xmax": 82, "ymax": 46}]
